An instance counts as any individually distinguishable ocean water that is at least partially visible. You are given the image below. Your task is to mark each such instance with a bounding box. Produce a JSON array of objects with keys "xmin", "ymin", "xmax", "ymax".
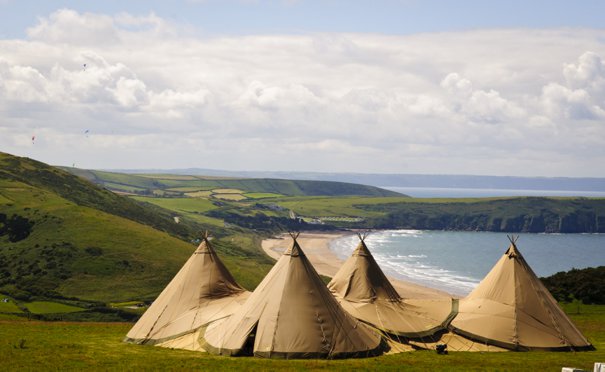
[
  {"xmin": 383, "ymin": 186, "xmax": 605, "ymax": 198},
  {"xmin": 330, "ymin": 230, "xmax": 605, "ymax": 296}
]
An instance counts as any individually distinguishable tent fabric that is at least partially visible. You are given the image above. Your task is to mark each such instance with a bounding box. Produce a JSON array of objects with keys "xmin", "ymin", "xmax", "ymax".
[
  {"xmin": 125, "ymin": 236, "xmax": 249, "ymax": 345},
  {"xmin": 156, "ymin": 329, "xmax": 205, "ymax": 351},
  {"xmin": 201, "ymin": 235, "xmax": 385, "ymax": 359},
  {"xmin": 408, "ymin": 332, "xmax": 509, "ymax": 352},
  {"xmin": 449, "ymin": 240, "xmax": 593, "ymax": 351},
  {"xmin": 327, "ymin": 237, "xmax": 454, "ymax": 338}
]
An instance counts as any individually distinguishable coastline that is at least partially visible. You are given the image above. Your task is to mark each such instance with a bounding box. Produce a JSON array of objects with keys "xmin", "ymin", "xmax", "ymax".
[{"xmin": 261, "ymin": 231, "xmax": 453, "ymax": 299}]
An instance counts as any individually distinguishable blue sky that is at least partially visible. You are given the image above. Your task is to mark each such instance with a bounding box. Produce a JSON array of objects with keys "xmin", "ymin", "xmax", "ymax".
[
  {"xmin": 1, "ymin": 1, "xmax": 605, "ymax": 176},
  {"xmin": 2, "ymin": 0, "xmax": 605, "ymax": 38}
]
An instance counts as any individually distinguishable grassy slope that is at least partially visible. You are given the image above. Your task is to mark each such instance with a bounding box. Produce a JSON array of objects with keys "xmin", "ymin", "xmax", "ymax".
[
  {"xmin": 1, "ymin": 154, "xmax": 199, "ymax": 239},
  {"xmin": 0, "ymin": 153, "xmax": 272, "ymax": 302},
  {"xmin": 1, "ymin": 303, "xmax": 603, "ymax": 371},
  {"xmin": 0, "ymin": 178, "xmax": 195, "ymax": 302}
]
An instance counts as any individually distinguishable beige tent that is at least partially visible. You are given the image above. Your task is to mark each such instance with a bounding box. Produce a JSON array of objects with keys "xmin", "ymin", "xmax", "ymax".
[
  {"xmin": 449, "ymin": 237, "xmax": 593, "ymax": 351},
  {"xmin": 125, "ymin": 233, "xmax": 250, "ymax": 345},
  {"xmin": 201, "ymin": 233, "xmax": 385, "ymax": 359},
  {"xmin": 327, "ymin": 234, "xmax": 455, "ymax": 338}
]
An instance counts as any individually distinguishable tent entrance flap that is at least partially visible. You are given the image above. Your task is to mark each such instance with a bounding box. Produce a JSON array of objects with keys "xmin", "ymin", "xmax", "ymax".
[{"xmin": 240, "ymin": 322, "xmax": 259, "ymax": 357}]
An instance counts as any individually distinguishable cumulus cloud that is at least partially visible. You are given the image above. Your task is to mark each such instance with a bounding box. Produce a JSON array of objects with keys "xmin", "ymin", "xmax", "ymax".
[{"xmin": 1, "ymin": 9, "xmax": 605, "ymax": 176}]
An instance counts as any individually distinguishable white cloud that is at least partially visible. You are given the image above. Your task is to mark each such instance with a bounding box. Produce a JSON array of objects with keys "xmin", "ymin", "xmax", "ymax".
[
  {"xmin": 563, "ymin": 51, "xmax": 605, "ymax": 90},
  {"xmin": 1, "ymin": 9, "xmax": 605, "ymax": 176}
]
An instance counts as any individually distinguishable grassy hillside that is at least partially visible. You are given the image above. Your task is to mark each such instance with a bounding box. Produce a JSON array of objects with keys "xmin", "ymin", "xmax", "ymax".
[
  {"xmin": 2, "ymin": 154, "xmax": 200, "ymax": 239},
  {"xmin": 0, "ymin": 177, "xmax": 195, "ymax": 302},
  {"xmin": 0, "ymin": 152, "xmax": 273, "ymax": 303}
]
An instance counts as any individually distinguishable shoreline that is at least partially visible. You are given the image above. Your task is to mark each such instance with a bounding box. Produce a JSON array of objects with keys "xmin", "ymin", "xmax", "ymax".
[{"xmin": 261, "ymin": 231, "xmax": 453, "ymax": 299}]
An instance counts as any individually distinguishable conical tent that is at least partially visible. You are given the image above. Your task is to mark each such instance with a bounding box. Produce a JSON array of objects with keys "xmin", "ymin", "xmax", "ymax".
[
  {"xmin": 125, "ymin": 233, "xmax": 250, "ymax": 345},
  {"xmin": 327, "ymin": 234, "xmax": 454, "ymax": 338},
  {"xmin": 449, "ymin": 237, "xmax": 593, "ymax": 351},
  {"xmin": 201, "ymin": 233, "xmax": 385, "ymax": 359}
]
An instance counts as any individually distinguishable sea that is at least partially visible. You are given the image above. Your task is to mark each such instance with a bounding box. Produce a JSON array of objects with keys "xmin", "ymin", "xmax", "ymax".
[
  {"xmin": 330, "ymin": 230, "xmax": 605, "ymax": 296},
  {"xmin": 382, "ymin": 186, "xmax": 605, "ymax": 198}
]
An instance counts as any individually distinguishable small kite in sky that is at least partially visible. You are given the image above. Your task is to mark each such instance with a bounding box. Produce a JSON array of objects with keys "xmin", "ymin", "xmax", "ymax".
[{"xmin": 31, "ymin": 135, "xmax": 35, "ymax": 144}]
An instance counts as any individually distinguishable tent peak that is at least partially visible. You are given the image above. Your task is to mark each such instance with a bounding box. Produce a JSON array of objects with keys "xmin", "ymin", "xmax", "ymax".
[
  {"xmin": 505, "ymin": 235, "xmax": 520, "ymax": 258},
  {"xmin": 284, "ymin": 233, "xmax": 305, "ymax": 257},
  {"xmin": 353, "ymin": 240, "xmax": 371, "ymax": 257},
  {"xmin": 356, "ymin": 231, "xmax": 370, "ymax": 242},
  {"xmin": 195, "ymin": 231, "xmax": 216, "ymax": 255}
]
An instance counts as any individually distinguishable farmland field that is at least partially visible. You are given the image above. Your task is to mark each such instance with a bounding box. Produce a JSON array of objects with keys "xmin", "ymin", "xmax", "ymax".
[
  {"xmin": 213, "ymin": 193, "xmax": 247, "ymax": 201},
  {"xmin": 244, "ymin": 192, "xmax": 284, "ymax": 199},
  {"xmin": 185, "ymin": 190, "xmax": 213, "ymax": 197}
]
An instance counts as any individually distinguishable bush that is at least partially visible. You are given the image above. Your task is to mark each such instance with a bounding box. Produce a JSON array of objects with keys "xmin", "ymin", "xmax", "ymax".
[{"xmin": 541, "ymin": 266, "xmax": 605, "ymax": 304}]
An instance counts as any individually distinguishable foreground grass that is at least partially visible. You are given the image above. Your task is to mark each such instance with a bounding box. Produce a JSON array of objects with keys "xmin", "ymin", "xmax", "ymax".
[{"xmin": 2, "ymin": 305, "xmax": 604, "ymax": 371}]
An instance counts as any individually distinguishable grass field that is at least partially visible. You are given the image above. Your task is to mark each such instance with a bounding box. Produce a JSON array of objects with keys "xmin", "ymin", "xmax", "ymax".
[
  {"xmin": 0, "ymin": 298, "xmax": 22, "ymax": 313},
  {"xmin": 101, "ymin": 182, "xmax": 147, "ymax": 193},
  {"xmin": 212, "ymin": 188, "xmax": 244, "ymax": 194},
  {"xmin": 212, "ymin": 193, "xmax": 247, "ymax": 201},
  {"xmin": 132, "ymin": 196, "xmax": 223, "ymax": 227},
  {"xmin": 24, "ymin": 301, "xmax": 85, "ymax": 314},
  {"xmin": 185, "ymin": 191, "xmax": 213, "ymax": 197},
  {"xmin": 274, "ymin": 196, "xmax": 410, "ymax": 217},
  {"xmin": 166, "ymin": 187, "xmax": 214, "ymax": 192},
  {"xmin": 1, "ymin": 303, "xmax": 603, "ymax": 371},
  {"xmin": 244, "ymin": 192, "xmax": 284, "ymax": 199}
]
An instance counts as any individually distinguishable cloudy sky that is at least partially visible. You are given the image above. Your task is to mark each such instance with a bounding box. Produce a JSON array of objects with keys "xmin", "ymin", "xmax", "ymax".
[{"xmin": 1, "ymin": 1, "xmax": 605, "ymax": 177}]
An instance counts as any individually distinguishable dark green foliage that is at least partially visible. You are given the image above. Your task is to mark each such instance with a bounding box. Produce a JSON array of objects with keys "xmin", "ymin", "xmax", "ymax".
[
  {"xmin": 84, "ymin": 247, "xmax": 103, "ymax": 256},
  {"xmin": 208, "ymin": 210, "xmax": 336, "ymax": 232},
  {"xmin": 541, "ymin": 266, "xmax": 605, "ymax": 304},
  {"xmin": 0, "ymin": 213, "xmax": 34, "ymax": 242}
]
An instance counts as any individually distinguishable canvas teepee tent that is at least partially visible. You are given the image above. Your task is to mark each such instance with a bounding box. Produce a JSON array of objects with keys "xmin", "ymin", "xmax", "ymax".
[
  {"xmin": 201, "ymin": 233, "xmax": 385, "ymax": 359},
  {"xmin": 327, "ymin": 234, "xmax": 454, "ymax": 338},
  {"xmin": 125, "ymin": 232, "xmax": 249, "ymax": 345},
  {"xmin": 449, "ymin": 236, "xmax": 592, "ymax": 351}
]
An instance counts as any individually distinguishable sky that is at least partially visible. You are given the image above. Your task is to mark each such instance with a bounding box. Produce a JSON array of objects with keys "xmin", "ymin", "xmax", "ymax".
[{"xmin": 1, "ymin": 1, "xmax": 605, "ymax": 177}]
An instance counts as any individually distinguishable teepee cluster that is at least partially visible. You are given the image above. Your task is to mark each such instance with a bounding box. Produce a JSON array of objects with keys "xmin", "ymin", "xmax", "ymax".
[
  {"xmin": 125, "ymin": 231, "xmax": 592, "ymax": 358},
  {"xmin": 201, "ymin": 233, "xmax": 384, "ymax": 358}
]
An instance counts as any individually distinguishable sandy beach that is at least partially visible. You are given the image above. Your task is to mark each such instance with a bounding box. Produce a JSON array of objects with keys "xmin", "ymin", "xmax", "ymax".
[{"xmin": 262, "ymin": 232, "xmax": 452, "ymax": 299}]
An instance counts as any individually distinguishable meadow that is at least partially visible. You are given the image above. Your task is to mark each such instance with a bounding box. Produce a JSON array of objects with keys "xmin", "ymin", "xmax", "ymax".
[{"xmin": 1, "ymin": 303, "xmax": 604, "ymax": 371}]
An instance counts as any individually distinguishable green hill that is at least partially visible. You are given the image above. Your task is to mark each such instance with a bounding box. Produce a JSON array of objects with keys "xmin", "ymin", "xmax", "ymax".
[
  {"xmin": 358, "ymin": 197, "xmax": 605, "ymax": 233},
  {"xmin": 0, "ymin": 152, "xmax": 272, "ymax": 303},
  {"xmin": 60, "ymin": 168, "xmax": 404, "ymax": 198}
]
